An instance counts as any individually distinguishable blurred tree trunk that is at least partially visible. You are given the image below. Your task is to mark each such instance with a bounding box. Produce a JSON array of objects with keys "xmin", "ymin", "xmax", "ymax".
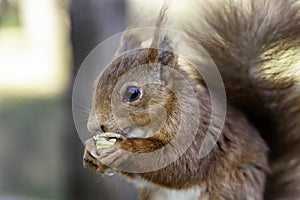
[{"xmin": 65, "ymin": 1, "xmax": 138, "ymax": 200}]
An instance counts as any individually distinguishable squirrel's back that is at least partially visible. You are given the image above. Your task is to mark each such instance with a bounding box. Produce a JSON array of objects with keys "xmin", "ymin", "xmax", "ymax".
[{"xmin": 187, "ymin": 0, "xmax": 300, "ymax": 199}]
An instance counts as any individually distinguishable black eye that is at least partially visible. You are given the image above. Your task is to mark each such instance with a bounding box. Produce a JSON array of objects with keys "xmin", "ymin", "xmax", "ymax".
[{"xmin": 123, "ymin": 86, "xmax": 141, "ymax": 102}]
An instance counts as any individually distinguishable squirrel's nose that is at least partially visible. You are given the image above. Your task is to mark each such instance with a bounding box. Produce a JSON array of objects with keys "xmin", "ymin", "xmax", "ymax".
[
  {"xmin": 87, "ymin": 116, "xmax": 101, "ymax": 133},
  {"xmin": 87, "ymin": 115, "xmax": 107, "ymax": 133}
]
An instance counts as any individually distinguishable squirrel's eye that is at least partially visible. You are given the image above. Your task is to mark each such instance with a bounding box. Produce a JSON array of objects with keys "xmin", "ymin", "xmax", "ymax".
[{"xmin": 123, "ymin": 86, "xmax": 141, "ymax": 102}]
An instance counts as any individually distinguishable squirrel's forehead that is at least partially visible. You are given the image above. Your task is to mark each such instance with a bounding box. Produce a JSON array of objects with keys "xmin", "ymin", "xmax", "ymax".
[{"xmin": 95, "ymin": 48, "xmax": 175, "ymax": 92}]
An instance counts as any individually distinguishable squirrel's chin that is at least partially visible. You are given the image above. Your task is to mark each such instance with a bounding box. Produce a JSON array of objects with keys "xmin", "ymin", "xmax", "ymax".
[{"xmin": 125, "ymin": 127, "xmax": 156, "ymax": 139}]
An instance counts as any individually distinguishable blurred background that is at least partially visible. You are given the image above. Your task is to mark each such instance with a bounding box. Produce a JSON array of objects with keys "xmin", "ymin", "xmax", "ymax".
[{"xmin": 0, "ymin": 0, "xmax": 197, "ymax": 199}]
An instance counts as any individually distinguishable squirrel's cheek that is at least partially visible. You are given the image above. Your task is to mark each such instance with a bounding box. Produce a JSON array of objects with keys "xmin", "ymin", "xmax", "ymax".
[{"xmin": 129, "ymin": 113, "xmax": 151, "ymax": 126}]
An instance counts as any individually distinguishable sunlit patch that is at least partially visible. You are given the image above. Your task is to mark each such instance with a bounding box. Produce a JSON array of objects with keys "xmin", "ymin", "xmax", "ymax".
[{"xmin": 0, "ymin": 0, "xmax": 69, "ymax": 98}]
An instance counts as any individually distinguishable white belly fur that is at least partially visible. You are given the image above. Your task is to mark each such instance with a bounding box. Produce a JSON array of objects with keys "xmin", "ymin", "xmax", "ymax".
[
  {"xmin": 151, "ymin": 187, "xmax": 202, "ymax": 200},
  {"xmin": 130, "ymin": 175, "xmax": 204, "ymax": 200}
]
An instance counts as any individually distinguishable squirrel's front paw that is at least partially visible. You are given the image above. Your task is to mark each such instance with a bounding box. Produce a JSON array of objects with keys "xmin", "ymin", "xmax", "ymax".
[
  {"xmin": 83, "ymin": 138, "xmax": 108, "ymax": 174},
  {"xmin": 94, "ymin": 133, "xmax": 128, "ymax": 168}
]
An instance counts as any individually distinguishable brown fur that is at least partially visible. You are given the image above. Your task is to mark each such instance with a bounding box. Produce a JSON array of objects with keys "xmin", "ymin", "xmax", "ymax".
[
  {"xmin": 83, "ymin": 0, "xmax": 300, "ymax": 199},
  {"xmin": 84, "ymin": 46, "xmax": 269, "ymax": 199},
  {"xmin": 187, "ymin": 0, "xmax": 300, "ymax": 199}
]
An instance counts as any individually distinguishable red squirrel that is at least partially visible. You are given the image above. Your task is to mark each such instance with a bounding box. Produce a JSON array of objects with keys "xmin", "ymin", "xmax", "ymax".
[{"xmin": 83, "ymin": 0, "xmax": 300, "ymax": 199}]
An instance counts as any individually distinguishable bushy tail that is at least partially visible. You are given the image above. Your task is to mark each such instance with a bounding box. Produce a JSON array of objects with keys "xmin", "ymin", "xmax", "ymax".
[{"xmin": 187, "ymin": 0, "xmax": 300, "ymax": 199}]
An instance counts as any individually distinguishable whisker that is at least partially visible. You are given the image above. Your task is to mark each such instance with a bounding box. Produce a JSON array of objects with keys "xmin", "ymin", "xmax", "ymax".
[
  {"xmin": 73, "ymin": 107, "xmax": 91, "ymax": 114},
  {"xmin": 73, "ymin": 103, "xmax": 92, "ymax": 112}
]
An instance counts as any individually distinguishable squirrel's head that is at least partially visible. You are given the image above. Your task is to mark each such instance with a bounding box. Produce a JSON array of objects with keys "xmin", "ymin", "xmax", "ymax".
[
  {"xmin": 87, "ymin": 47, "xmax": 196, "ymax": 138},
  {"xmin": 87, "ymin": 5, "xmax": 205, "ymax": 139}
]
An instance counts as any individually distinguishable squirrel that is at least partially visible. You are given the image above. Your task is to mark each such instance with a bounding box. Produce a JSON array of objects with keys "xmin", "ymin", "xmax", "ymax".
[{"xmin": 82, "ymin": 0, "xmax": 300, "ymax": 199}]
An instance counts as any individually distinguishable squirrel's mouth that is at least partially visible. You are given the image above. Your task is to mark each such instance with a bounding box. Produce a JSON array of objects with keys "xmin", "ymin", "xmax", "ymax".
[
  {"xmin": 114, "ymin": 128, "xmax": 129, "ymax": 137},
  {"xmin": 112, "ymin": 125, "xmax": 155, "ymax": 139}
]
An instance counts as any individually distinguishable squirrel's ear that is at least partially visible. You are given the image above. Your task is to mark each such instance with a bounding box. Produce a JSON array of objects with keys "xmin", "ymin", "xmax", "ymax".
[
  {"xmin": 157, "ymin": 36, "xmax": 177, "ymax": 67},
  {"xmin": 159, "ymin": 65, "xmax": 172, "ymax": 86},
  {"xmin": 157, "ymin": 37, "xmax": 178, "ymax": 86},
  {"xmin": 116, "ymin": 31, "xmax": 143, "ymax": 54},
  {"xmin": 158, "ymin": 50, "xmax": 177, "ymax": 86},
  {"xmin": 158, "ymin": 49, "xmax": 177, "ymax": 68},
  {"xmin": 146, "ymin": 36, "xmax": 178, "ymax": 85}
]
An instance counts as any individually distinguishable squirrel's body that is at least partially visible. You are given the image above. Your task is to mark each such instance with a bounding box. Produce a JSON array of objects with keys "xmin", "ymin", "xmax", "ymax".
[
  {"xmin": 83, "ymin": 0, "xmax": 300, "ymax": 199},
  {"xmin": 187, "ymin": 1, "xmax": 300, "ymax": 199}
]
